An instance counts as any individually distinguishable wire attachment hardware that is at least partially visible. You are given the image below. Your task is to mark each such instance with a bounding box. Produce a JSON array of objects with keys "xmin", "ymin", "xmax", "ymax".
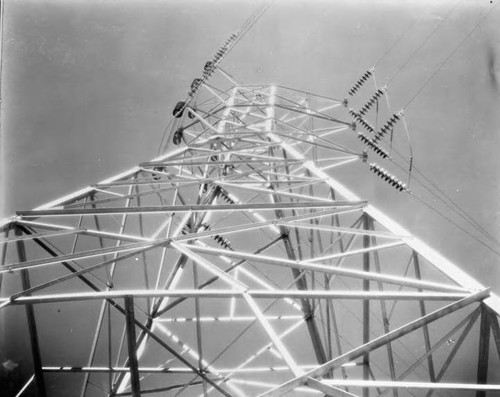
[{"xmin": 172, "ymin": 127, "xmax": 184, "ymax": 145}]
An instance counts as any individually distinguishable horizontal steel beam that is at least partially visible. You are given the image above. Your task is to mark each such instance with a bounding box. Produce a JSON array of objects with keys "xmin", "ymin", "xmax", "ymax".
[
  {"xmin": 43, "ymin": 366, "xmax": 199, "ymax": 374},
  {"xmin": 306, "ymin": 377, "xmax": 358, "ymax": 397},
  {"xmin": 184, "ymin": 244, "xmax": 470, "ymax": 292},
  {"xmin": 321, "ymin": 379, "xmax": 500, "ymax": 391},
  {"xmin": 1, "ymin": 289, "xmax": 471, "ymax": 305},
  {"xmin": 1, "ymin": 238, "xmax": 168, "ymax": 273},
  {"xmin": 17, "ymin": 201, "xmax": 366, "ymax": 217},
  {"xmin": 277, "ymin": 221, "xmax": 410, "ymax": 239},
  {"xmin": 44, "ymin": 364, "xmax": 341, "ymax": 374},
  {"xmin": 140, "ymin": 158, "xmax": 303, "ymax": 167},
  {"xmin": 16, "ymin": 220, "xmax": 148, "ymax": 243}
]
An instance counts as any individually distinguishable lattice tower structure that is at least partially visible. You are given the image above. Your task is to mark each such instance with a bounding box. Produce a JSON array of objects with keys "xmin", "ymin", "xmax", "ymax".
[{"xmin": 1, "ymin": 72, "xmax": 500, "ymax": 397}]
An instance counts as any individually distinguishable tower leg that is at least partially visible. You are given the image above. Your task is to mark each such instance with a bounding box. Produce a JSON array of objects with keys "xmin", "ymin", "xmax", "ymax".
[
  {"xmin": 363, "ymin": 214, "xmax": 371, "ymax": 397},
  {"xmin": 476, "ymin": 304, "xmax": 491, "ymax": 397},
  {"xmin": 16, "ymin": 227, "xmax": 47, "ymax": 397}
]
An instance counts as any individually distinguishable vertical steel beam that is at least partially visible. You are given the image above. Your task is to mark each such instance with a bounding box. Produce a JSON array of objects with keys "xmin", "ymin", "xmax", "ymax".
[
  {"xmin": 15, "ymin": 227, "xmax": 47, "ymax": 397},
  {"xmin": 327, "ymin": 298, "xmax": 350, "ymax": 389},
  {"xmin": 387, "ymin": 308, "xmax": 481, "ymax": 397},
  {"xmin": 0, "ymin": 225, "xmax": 10, "ymax": 295},
  {"xmin": 488, "ymin": 310, "xmax": 500, "ymax": 360},
  {"xmin": 476, "ymin": 304, "xmax": 491, "ymax": 397},
  {"xmin": 362, "ymin": 214, "xmax": 370, "ymax": 397},
  {"xmin": 124, "ymin": 296, "xmax": 141, "ymax": 397},
  {"xmin": 192, "ymin": 260, "xmax": 208, "ymax": 395},
  {"xmin": 134, "ymin": 188, "xmax": 151, "ymax": 314},
  {"xmin": 277, "ymin": 147, "xmax": 328, "ymax": 366},
  {"xmin": 426, "ymin": 306, "xmax": 480, "ymax": 397},
  {"xmin": 413, "ymin": 252, "xmax": 436, "ymax": 382},
  {"xmin": 281, "ymin": 231, "xmax": 327, "ymax": 364},
  {"xmin": 371, "ymin": 231, "xmax": 397, "ymax": 397}
]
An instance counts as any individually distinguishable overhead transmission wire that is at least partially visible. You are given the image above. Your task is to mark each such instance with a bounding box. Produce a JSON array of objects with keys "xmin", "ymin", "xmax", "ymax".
[
  {"xmin": 157, "ymin": 118, "xmax": 174, "ymax": 156},
  {"xmin": 226, "ymin": 0, "xmax": 276, "ymax": 58},
  {"xmin": 395, "ymin": 2, "xmax": 500, "ymax": 252},
  {"xmin": 156, "ymin": 1, "xmax": 273, "ymax": 154},
  {"xmin": 354, "ymin": 0, "xmax": 500, "ymax": 258},
  {"xmin": 403, "ymin": 1, "xmax": 499, "ymax": 109},
  {"xmin": 392, "ymin": 141, "xmax": 500, "ymax": 253},
  {"xmin": 366, "ymin": 104, "xmax": 500, "ymax": 256},
  {"xmin": 372, "ymin": 4, "xmax": 429, "ymax": 68},
  {"xmin": 365, "ymin": 87, "xmax": 500, "ymax": 253},
  {"xmin": 385, "ymin": 0, "xmax": 463, "ymax": 86},
  {"xmin": 381, "ymin": 142, "xmax": 500, "ymax": 257}
]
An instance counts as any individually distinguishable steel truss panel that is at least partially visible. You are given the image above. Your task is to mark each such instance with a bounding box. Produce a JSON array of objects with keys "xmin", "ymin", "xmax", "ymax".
[{"xmin": 2, "ymin": 80, "xmax": 499, "ymax": 397}]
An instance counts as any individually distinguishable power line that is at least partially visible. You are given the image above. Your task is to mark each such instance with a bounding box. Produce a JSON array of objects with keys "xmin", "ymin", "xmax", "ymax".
[
  {"xmin": 358, "ymin": 1, "xmax": 500, "ymax": 257},
  {"xmin": 227, "ymin": 0, "xmax": 275, "ymax": 57},
  {"xmin": 404, "ymin": 1, "xmax": 498, "ymax": 109},
  {"xmin": 386, "ymin": 0, "xmax": 463, "ymax": 86},
  {"xmin": 157, "ymin": 118, "xmax": 173, "ymax": 156},
  {"xmin": 367, "ymin": 123, "xmax": 500, "ymax": 255},
  {"xmin": 373, "ymin": 5, "xmax": 428, "ymax": 68},
  {"xmin": 409, "ymin": 191, "xmax": 500, "ymax": 257}
]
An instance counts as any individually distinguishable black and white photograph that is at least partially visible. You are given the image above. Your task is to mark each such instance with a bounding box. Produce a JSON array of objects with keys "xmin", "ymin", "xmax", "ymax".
[{"xmin": 1, "ymin": 0, "xmax": 500, "ymax": 396}]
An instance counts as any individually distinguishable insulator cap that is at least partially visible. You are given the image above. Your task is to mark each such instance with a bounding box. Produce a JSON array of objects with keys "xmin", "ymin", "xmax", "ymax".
[
  {"xmin": 173, "ymin": 101, "xmax": 186, "ymax": 118},
  {"xmin": 173, "ymin": 127, "xmax": 184, "ymax": 145}
]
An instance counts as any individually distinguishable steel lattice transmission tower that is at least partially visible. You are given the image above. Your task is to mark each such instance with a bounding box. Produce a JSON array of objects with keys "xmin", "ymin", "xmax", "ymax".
[{"xmin": 1, "ymin": 39, "xmax": 500, "ymax": 397}]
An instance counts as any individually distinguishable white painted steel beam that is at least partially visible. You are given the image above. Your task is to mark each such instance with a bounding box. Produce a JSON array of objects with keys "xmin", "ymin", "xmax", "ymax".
[
  {"xmin": 1, "ymin": 289, "xmax": 471, "ymax": 305},
  {"xmin": 17, "ymin": 200, "xmax": 366, "ymax": 217},
  {"xmin": 321, "ymin": 379, "xmax": 500, "ymax": 391},
  {"xmin": 257, "ymin": 289, "xmax": 489, "ymax": 396},
  {"xmin": 183, "ymin": 244, "xmax": 470, "ymax": 292}
]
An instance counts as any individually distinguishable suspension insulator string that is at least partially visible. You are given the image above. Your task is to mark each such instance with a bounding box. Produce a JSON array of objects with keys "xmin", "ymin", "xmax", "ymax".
[
  {"xmin": 347, "ymin": 68, "xmax": 374, "ymax": 97},
  {"xmin": 358, "ymin": 88, "xmax": 385, "ymax": 116},
  {"xmin": 369, "ymin": 163, "xmax": 408, "ymax": 192},
  {"xmin": 349, "ymin": 109, "xmax": 375, "ymax": 134},
  {"xmin": 373, "ymin": 112, "xmax": 402, "ymax": 143},
  {"xmin": 357, "ymin": 133, "xmax": 389, "ymax": 159}
]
